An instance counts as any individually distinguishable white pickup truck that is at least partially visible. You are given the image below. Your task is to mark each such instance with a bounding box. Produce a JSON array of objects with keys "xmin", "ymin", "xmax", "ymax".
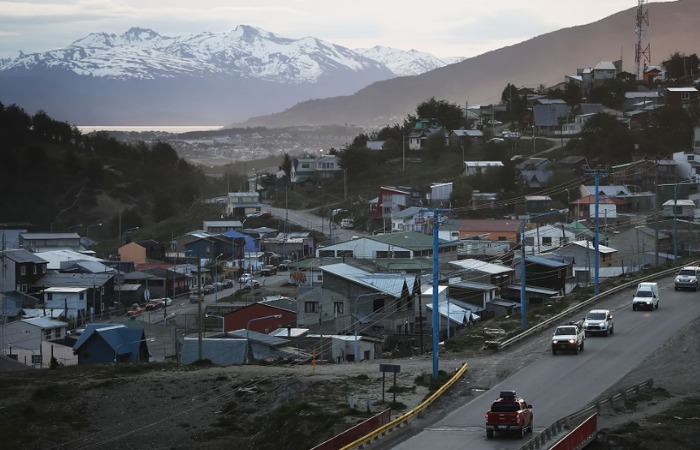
[{"xmin": 551, "ymin": 321, "xmax": 585, "ymax": 355}]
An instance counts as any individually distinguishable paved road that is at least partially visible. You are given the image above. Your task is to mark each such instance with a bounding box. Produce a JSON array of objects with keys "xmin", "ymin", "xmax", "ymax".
[
  {"xmin": 390, "ymin": 273, "xmax": 700, "ymax": 450},
  {"xmin": 264, "ymin": 203, "xmax": 367, "ymax": 244}
]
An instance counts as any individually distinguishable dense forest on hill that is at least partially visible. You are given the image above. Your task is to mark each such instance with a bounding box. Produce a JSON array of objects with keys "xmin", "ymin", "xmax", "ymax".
[{"xmin": 0, "ymin": 102, "xmax": 230, "ymax": 240}]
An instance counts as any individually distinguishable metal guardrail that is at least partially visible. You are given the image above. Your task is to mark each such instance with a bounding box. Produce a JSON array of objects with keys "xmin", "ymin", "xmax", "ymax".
[
  {"xmin": 517, "ymin": 378, "xmax": 655, "ymax": 450},
  {"xmin": 489, "ymin": 262, "xmax": 696, "ymax": 351},
  {"xmin": 338, "ymin": 362, "xmax": 469, "ymax": 450}
]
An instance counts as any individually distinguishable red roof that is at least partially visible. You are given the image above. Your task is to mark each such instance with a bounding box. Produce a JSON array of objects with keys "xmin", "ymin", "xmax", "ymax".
[
  {"xmin": 570, "ymin": 195, "xmax": 628, "ymax": 205},
  {"xmin": 460, "ymin": 219, "xmax": 523, "ymax": 233}
]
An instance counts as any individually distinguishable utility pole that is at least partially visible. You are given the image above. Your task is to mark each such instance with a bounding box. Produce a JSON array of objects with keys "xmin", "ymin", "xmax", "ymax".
[{"xmin": 586, "ymin": 169, "xmax": 609, "ymax": 296}]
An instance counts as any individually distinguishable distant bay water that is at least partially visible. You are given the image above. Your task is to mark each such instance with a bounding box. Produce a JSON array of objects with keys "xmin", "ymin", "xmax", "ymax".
[{"xmin": 76, "ymin": 125, "xmax": 224, "ymax": 133}]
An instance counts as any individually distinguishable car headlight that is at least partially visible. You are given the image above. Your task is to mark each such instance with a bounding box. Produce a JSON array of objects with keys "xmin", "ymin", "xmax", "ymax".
[{"xmin": 568, "ymin": 339, "xmax": 575, "ymax": 344}]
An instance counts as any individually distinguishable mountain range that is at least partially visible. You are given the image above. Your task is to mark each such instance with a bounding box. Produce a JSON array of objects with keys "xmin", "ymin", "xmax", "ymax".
[
  {"xmin": 0, "ymin": 26, "xmax": 457, "ymax": 126},
  {"xmin": 0, "ymin": 1, "xmax": 698, "ymax": 128}
]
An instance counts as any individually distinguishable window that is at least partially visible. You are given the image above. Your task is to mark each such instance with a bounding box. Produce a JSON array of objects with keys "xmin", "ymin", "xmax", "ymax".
[
  {"xmin": 305, "ymin": 301, "xmax": 319, "ymax": 313},
  {"xmin": 681, "ymin": 92, "xmax": 690, "ymax": 100},
  {"xmin": 542, "ymin": 237, "xmax": 553, "ymax": 246},
  {"xmin": 47, "ymin": 293, "xmax": 53, "ymax": 301},
  {"xmin": 44, "ymin": 329, "xmax": 52, "ymax": 339},
  {"xmin": 524, "ymin": 237, "xmax": 535, "ymax": 246},
  {"xmin": 334, "ymin": 302, "xmax": 344, "ymax": 315},
  {"xmin": 498, "ymin": 236, "xmax": 507, "ymax": 241},
  {"xmin": 32, "ymin": 266, "xmax": 37, "ymax": 275},
  {"xmin": 31, "ymin": 355, "xmax": 43, "ymax": 366},
  {"xmin": 54, "ymin": 329, "xmax": 62, "ymax": 339},
  {"xmin": 20, "ymin": 266, "xmax": 26, "ymax": 276}
]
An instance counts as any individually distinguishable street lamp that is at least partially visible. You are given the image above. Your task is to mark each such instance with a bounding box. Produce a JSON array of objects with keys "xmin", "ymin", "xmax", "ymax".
[
  {"xmin": 205, "ymin": 314, "xmax": 225, "ymax": 334},
  {"xmin": 86, "ymin": 222, "xmax": 102, "ymax": 240},
  {"xmin": 353, "ymin": 293, "xmax": 382, "ymax": 363},
  {"xmin": 121, "ymin": 226, "xmax": 140, "ymax": 244},
  {"xmin": 68, "ymin": 223, "xmax": 83, "ymax": 233},
  {"xmin": 113, "ymin": 337, "xmax": 154, "ymax": 364},
  {"xmin": 245, "ymin": 314, "xmax": 282, "ymax": 364},
  {"xmin": 214, "ymin": 253, "xmax": 224, "ymax": 303}
]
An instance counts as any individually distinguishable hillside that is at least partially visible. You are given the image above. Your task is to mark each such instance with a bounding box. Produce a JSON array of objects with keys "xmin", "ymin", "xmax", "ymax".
[{"xmin": 243, "ymin": 0, "xmax": 700, "ymax": 128}]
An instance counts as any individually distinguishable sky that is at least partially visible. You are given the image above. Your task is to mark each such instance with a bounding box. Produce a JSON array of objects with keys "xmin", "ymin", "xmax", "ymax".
[{"xmin": 0, "ymin": 0, "xmax": 677, "ymax": 60}]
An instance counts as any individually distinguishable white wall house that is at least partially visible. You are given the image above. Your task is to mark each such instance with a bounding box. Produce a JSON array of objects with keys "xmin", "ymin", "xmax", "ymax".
[
  {"xmin": 523, "ymin": 224, "xmax": 576, "ymax": 255},
  {"xmin": 391, "ymin": 206, "xmax": 426, "ymax": 233},
  {"xmin": 2, "ymin": 317, "xmax": 68, "ymax": 367},
  {"xmin": 44, "ymin": 287, "xmax": 89, "ymax": 320}
]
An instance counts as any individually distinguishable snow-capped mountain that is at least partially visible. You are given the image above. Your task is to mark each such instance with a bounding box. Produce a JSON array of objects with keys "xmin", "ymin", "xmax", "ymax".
[
  {"xmin": 355, "ymin": 46, "xmax": 456, "ymax": 77},
  {"xmin": 0, "ymin": 25, "xmax": 460, "ymax": 124},
  {"xmin": 0, "ymin": 26, "xmax": 393, "ymax": 83}
]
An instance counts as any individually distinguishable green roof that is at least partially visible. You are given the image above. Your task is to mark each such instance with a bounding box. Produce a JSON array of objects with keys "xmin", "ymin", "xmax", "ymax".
[{"xmin": 368, "ymin": 231, "xmax": 456, "ymax": 250}]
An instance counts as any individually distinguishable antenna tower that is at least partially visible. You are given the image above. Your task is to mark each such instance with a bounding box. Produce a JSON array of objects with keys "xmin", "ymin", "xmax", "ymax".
[{"xmin": 635, "ymin": 0, "xmax": 651, "ymax": 80}]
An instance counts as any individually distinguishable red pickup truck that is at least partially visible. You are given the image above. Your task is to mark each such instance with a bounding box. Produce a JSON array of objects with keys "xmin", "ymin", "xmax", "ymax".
[{"xmin": 484, "ymin": 390, "xmax": 534, "ymax": 439}]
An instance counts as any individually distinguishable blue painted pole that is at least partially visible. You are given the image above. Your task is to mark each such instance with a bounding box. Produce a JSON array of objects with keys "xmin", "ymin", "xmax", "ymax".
[
  {"xmin": 594, "ymin": 173, "xmax": 600, "ymax": 295},
  {"xmin": 674, "ymin": 183, "xmax": 678, "ymax": 261},
  {"xmin": 520, "ymin": 221, "xmax": 527, "ymax": 331},
  {"xmin": 432, "ymin": 209, "xmax": 440, "ymax": 380}
]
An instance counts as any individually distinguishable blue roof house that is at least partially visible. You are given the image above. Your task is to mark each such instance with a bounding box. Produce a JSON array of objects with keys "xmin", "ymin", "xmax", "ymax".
[{"xmin": 73, "ymin": 323, "xmax": 150, "ymax": 364}]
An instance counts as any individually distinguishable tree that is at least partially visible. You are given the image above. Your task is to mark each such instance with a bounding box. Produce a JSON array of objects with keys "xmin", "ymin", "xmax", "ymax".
[
  {"xmin": 424, "ymin": 129, "xmax": 447, "ymax": 160},
  {"xmin": 414, "ymin": 97, "xmax": 464, "ymax": 131},
  {"xmin": 579, "ymin": 113, "xmax": 634, "ymax": 164},
  {"xmin": 450, "ymin": 177, "xmax": 473, "ymax": 209},
  {"xmin": 280, "ymin": 153, "xmax": 292, "ymax": 180}
]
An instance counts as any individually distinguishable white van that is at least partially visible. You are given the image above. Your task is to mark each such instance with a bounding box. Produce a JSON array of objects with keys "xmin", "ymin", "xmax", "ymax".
[
  {"xmin": 633, "ymin": 282, "xmax": 659, "ymax": 311},
  {"xmin": 340, "ymin": 218, "xmax": 354, "ymax": 229}
]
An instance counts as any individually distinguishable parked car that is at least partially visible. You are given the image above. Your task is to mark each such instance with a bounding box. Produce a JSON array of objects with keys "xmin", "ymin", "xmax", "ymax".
[
  {"xmin": 487, "ymin": 119, "xmax": 503, "ymax": 126},
  {"xmin": 277, "ymin": 260, "xmax": 291, "ymax": 272},
  {"xmin": 222, "ymin": 279, "xmax": 234, "ymax": 289},
  {"xmin": 145, "ymin": 299, "xmax": 164, "ymax": 311},
  {"xmin": 239, "ymin": 273, "xmax": 252, "ymax": 284},
  {"xmin": 674, "ymin": 266, "xmax": 700, "ymax": 291},
  {"xmin": 340, "ymin": 218, "xmax": 354, "ymax": 229},
  {"xmin": 242, "ymin": 279, "xmax": 261, "ymax": 290},
  {"xmin": 203, "ymin": 284, "xmax": 215, "ymax": 295},
  {"xmin": 261, "ymin": 265, "xmax": 277, "ymax": 276},
  {"xmin": 126, "ymin": 303, "xmax": 143, "ymax": 317},
  {"xmin": 189, "ymin": 291, "xmax": 202, "ymax": 303},
  {"xmin": 246, "ymin": 211, "xmax": 272, "ymax": 219}
]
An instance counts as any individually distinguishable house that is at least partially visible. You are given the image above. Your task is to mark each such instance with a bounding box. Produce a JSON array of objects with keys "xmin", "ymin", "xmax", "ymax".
[
  {"xmin": 118, "ymin": 240, "xmax": 166, "ymax": 264},
  {"xmin": 672, "ymin": 151, "xmax": 700, "ymax": 179},
  {"xmin": 316, "ymin": 231, "xmax": 459, "ymax": 263},
  {"xmin": 180, "ymin": 336, "xmax": 247, "ymax": 365},
  {"xmin": 558, "ymin": 156, "xmax": 589, "ymax": 175},
  {"xmin": 225, "ymin": 191, "xmax": 262, "ymax": 216},
  {"xmin": 446, "ymin": 280, "xmax": 498, "ymax": 310},
  {"xmin": 312, "ymin": 263, "xmax": 420, "ymax": 337},
  {"xmin": 33, "ymin": 248, "xmax": 104, "ymax": 271},
  {"xmin": 223, "ymin": 302, "xmax": 295, "ymax": 334},
  {"xmin": 607, "ymin": 225, "xmax": 671, "ymax": 271},
  {"xmin": 665, "ymin": 87, "xmax": 700, "ymax": 109},
  {"xmin": 315, "ymin": 155, "xmax": 341, "ymax": 181},
  {"xmin": 429, "ymin": 182, "xmax": 453, "ymax": 206},
  {"xmin": 523, "ymin": 224, "xmax": 575, "ymax": 254},
  {"xmin": 448, "ymin": 259, "xmax": 514, "ymax": 287},
  {"xmin": 459, "ymin": 219, "xmax": 524, "ymax": 243},
  {"xmin": 622, "ymin": 91, "xmax": 663, "ymax": 112},
  {"xmin": 72, "ymin": 323, "xmax": 150, "ymax": 364},
  {"xmin": 570, "ymin": 195, "xmax": 628, "ymax": 219},
  {"xmin": 408, "ymin": 118, "xmax": 443, "ymax": 150},
  {"xmin": 643, "ymin": 65, "xmax": 664, "ymax": 83},
  {"xmin": 464, "ymin": 161, "xmax": 503, "ymax": 176},
  {"xmin": 662, "ymin": 199, "xmax": 696, "ymax": 219},
  {"xmin": 516, "ymin": 158, "xmax": 552, "ymax": 189},
  {"xmin": 513, "ymin": 254, "xmax": 574, "ymax": 293},
  {"xmin": 532, "ymin": 99, "xmax": 569, "ymax": 135},
  {"xmin": 450, "ymin": 129, "xmax": 483, "ymax": 148},
  {"xmin": 290, "ymin": 157, "xmax": 316, "ymax": 184},
  {"xmin": 0, "ymin": 249, "xmax": 48, "ymax": 294},
  {"xmin": 555, "ymin": 240, "xmax": 618, "ymax": 268},
  {"xmin": 369, "ymin": 186, "xmax": 422, "ymax": 222},
  {"xmin": 203, "ymin": 220, "xmax": 244, "ymax": 233},
  {"xmin": 2, "ymin": 317, "xmax": 68, "ymax": 367},
  {"xmin": 390, "ymin": 206, "xmax": 428, "ymax": 233},
  {"xmin": 259, "ymin": 231, "xmax": 314, "ymax": 261},
  {"xmin": 19, "ymin": 232, "xmax": 82, "ymax": 252},
  {"xmin": 32, "ymin": 272, "xmax": 115, "ymax": 318},
  {"xmin": 524, "ymin": 195, "xmax": 553, "ymax": 214}
]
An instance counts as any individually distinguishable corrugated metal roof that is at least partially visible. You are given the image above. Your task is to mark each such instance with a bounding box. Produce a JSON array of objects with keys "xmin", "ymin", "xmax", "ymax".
[
  {"xmin": 449, "ymin": 280, "xmax": 498, "ymax": 291},
  {"xmin": 21, "ymin": 233, "xmax": 79, "ymax": 239},
  {"xmin": 34, "ymin": 249, "xmax": 103, "ymax": 270},
  {"xmin": 44, "ymin": 287, "xmax": 88, "ymax": 293},
  {"xmin": 367, "ymin": 231, "xmax": 455, "ymax": 250},
  {"xmin": 525, "ymin": 255, "xmax": 570, "ymax": 268},
  {"xmin": 449, "ymin": 259, "xmax": 513, "ymax": 275},
  {"xmin": 506, "ymin": 285, "xmax": 559, "ymax": 295},
  {"xmin": 22, "ymin": 317, "xmax": 67, "ymax": 329},
  {"xmin": 571, "ymin": 240, "xmax": 617, "ymax": 254},
  {"xmin": 228, "ymin": 329, "xmax": 289, "ymax": 347},
  {"xmin": 269, "ymin": 327, "xmax": 308, "ymax": 338},
  {"xmin": 1, "ymin": 249, "xmax": 47, "ymax": 264}
]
